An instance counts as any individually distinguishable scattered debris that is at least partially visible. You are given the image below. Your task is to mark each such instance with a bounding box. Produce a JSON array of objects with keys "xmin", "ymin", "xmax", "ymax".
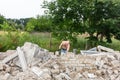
[
  {"xmin": 0, "ymin": 42, "xmax": 120, "ymax": 80},
  {"xmin": 81, "ymin": 45, "xmax": 115, "ymax": 55}
]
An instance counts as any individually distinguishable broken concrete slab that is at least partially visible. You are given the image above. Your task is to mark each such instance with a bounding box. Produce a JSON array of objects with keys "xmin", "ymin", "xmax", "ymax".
[
  {"xmin": 61, "ymin": 73, "xmax": 72, "ymax": 80},
  {"xmin": 0, "ymin": 73, "xmax": 11, "ymax": 80},
  {"xmin": 80, "ymin": 50, "xmax": 99, "ymax": 55},
  {"xmin": 81, "ymin": 45, "xmax": 115, "ymax": 55},
  {"xmin": 0, "ymin": 62, "xmax": 4, "ymax": 70},
  {"xmin": 87, "ymin": 73, "xmax": 96, "ymax": 79},
  {"xmin": 88, "ymin": 47, "xmax": 97, "ymax": 51},
  {"xmin": 2, "ymin": 52, "xmax": 17, "ymax": 64},
  {"xmin": 31, "ymin": 66, "xmax": 44, "ymax": 77},
  {"xmin": 74, "ymin": 73, "xmax": 83, "ymax": 80},
  {"xmin": 21, "ymin": 42, "xmax": 40, "ymax": 64},
  {"xmin": 0, "ymin": 53, "xmax": 8, "ymax": 60},
  {"xmin": 0, "ymin": 50, "xmax": 16, "ymax": 60},
  {"xmin": 40, "ymin": 59, "xmax": 52, "ymax": 68},
  {"xmin": 13, "ymin": 42, "xmax": 51, "ymax": 69},
  {"xmin": 41, "ymin": 72, "xmax": 52, "ymax": 80},
  {"xmin": 31, "ymin": 66, "xmax": 50, "ymax": 77},
  {"xmin": 97, "ymin": 45, "xmax": 114, "ymax": 53},
  {"xmin": 3, "ymin": 73, "xmax": 11, "ymax": 80},
  {"xmin": 17, "ymin": 47, "xmax": 27, "ymax": 71}
]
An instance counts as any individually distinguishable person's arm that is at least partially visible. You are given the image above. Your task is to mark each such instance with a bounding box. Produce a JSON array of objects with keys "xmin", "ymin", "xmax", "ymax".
[
  {"xmin": 59, "ymin": 42, "xmax": 63, "ymax": 49},
  {"xmin": 67, "ymin": 43, "xmax": 70, "ymax": 52}
]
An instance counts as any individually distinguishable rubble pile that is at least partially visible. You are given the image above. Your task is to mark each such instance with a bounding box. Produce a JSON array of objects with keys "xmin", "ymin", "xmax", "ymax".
[{"xmin": 0, "ymin": 42, "xmax": 120, "ymax": 80}]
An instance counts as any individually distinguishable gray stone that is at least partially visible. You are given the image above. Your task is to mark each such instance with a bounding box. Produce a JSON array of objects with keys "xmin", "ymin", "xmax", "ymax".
[
  {"xmin": 111, "ymin": 60, "xmax": 120, "ymax": 68},
  {"xmin": 87, "ymin": 73, "xmax": 96, "ymax": 79},
  {"xmin": 54, "ymin": 75, "xmax": 62, "ymax": 80},
  {"xmin": 31, "ymin": 66, "xmax": 50, "ymax": 77},
  {"xmin": 2, "ymin": 52, "xmax": 17, "ymax": 64},
  {"xmin": 115, "ymin": 75, "xmax": 120, "ymax": 80},
  {"xmin": 0, "ymin": 62, "xmax": 4, "ymax": 70},
  {"xmin": 51, "ymin": 69, "xmax": 59, "ymax": 74},
  {"xmin": 41, "ymin": 73, "xmax": 51, "ymax": 80},
  {"xmin": 97, "ymin": 45, "xmax": 114, "ymax": 53},
  {"xmin": 31, "ymin": 66, "xmax": 44, "ymax": 77},
  {"xmin": 53, "ymin": 64, "xmax": 59, "ymax": 69},
  {"xmin": 107, "ymin": 69, "xmax": 113, "ymax": 75},
  {"xmin": 110, "ymin": 74, "xmax": 117, "ymax": 80},
  {"xmin": 3, "ymin": 73, "xmax": 11, "ymax": 80},
  {"xmin": 59, "ymin": 73, "xmax": 71, "ymax": 80},
  {"xmin": 88, "ymin": 47, "xmax": 97, "ymax": 51},
  {"xmin": 80, "ymin": 50, "xmax": 99, "ymax": 55},
  {"xmin": 17, "ymin": 47, "xmax": 27, "ymax": 71},
  {"xmin": 74, "ymin": 73, "xmax": 83, "ymax": 80},
  {"xmin": 55, "ymin": 51, "xmax": 60, "ymax": 56}
]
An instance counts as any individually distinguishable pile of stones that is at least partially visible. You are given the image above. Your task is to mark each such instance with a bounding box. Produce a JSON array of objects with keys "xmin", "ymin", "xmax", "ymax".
[{"xmin": 0, "ymin": 42, "xmax": 119, "ymax": 80}]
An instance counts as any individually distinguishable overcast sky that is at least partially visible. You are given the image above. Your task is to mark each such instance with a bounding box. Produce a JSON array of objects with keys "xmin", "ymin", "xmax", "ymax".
[{"xmin": 0, "ymin": 0, "xmax": 51, "ymax": 19}]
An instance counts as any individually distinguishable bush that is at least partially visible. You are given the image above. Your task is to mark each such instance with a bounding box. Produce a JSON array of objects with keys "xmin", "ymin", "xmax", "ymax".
[
  {"xmin": 0, "ymin": 31, "xmax": 27, "ymax": 51},
  {"xmin": 0, "ymin": 31, "xmax": 120, "ymax": 52},
  {"xmin": 0, "ymin": 31, "xmax": 60, "ymax": 52}
]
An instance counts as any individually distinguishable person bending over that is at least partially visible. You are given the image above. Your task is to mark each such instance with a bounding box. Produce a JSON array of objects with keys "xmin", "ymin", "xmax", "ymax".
[{"xmin": 59, "ymin": 39, "xmax": 70, "ymax": 54}]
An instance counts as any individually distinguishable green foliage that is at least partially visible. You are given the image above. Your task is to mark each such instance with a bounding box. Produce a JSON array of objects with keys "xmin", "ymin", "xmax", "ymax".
[
  {"xmin": 0, "ymin": 14, "xmax": 6, "ymax": 29},
  {"xmin": 25, "ymin": 18, "xmax": 36, "ymax": 32},
  {"xmin": 0, "ymin": 31, "xmax": 20, "ymax": 51},
  {"xmin": 0, "ymin": 31, "xmax": 39, "ymax": 51},
  {"xmin": 35, "ymin": 15, "xmax": 52, "ymax": 32},
  {"xmin": 25, "ymin": 15, "xmax": 52, "ymax": 32},
  {"xmin": 7, "ymin": 18, "xmax": 30, "ymax": 30},
  {"xmin": 0, "ymin": 31, "xmax": 120, "ymax": 52},
  {"xmin": 0, "ymin": 31, "xmax": 60, "ymax": 52},
  {"xmin": 43, "ymin": 0, "xmax": 120, "ymax": 48},
  {"xmin": 1, "ymin": 21, "xmax": 16, "ymax": 31},
  {"xmin": 87, "ymin": 1, "xmax": 120, "ymax": 43}
]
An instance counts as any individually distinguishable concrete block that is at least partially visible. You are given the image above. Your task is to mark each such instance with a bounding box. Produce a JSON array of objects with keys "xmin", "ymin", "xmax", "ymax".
[
  {"xmin": 97, "ymin": 45, "xmax": 114, "ymax": 53},
  {"xmin": 31, "ymin": 66, "xmax": 43, "ymax": 77},
  {"xmin": 17, "ymin": 47, "xmax": 27, "ymax": 71},
  {"xmin": 0, "ymin": 62, "xmax": 4, "ymax": 70},
  {"xmin": 74, "ymin": 73, "xmax": 83, "ymax": 80},
  {"xmin": 59, "ymin": 73, "xmax": 72, "ymax": 80},
  {"xmin": 111, "ymin": 60, "xmax": 120, "ymax": 68},
  {"xmin": 31, "ymin": 66, "xmax": 50, "ymax": 77},
  {"xmin": 2, "ymin": 52, "xmax": 18, "ymax": 64},
  {"xmin": 80, "ymin": 50, "xmax": 99, "ymax": 55},
  {"xmin": 3, "ymin": 73, "xmax": 11, "ymax": 80},
  {"xmin": 87, "ymin": 73, "xmax": 96, "ymax": 79},
  {"xmin": 51, "ymin": 69, "xmax": 59, "ymax": 74}
]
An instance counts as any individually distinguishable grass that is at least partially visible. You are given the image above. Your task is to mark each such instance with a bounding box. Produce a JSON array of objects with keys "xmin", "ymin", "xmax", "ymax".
[
  {"xmin": 106, "ymin": 39, "xmax": 120, "ymax": 51},
  {"xmin": 0, "ymin": 31, "xmax": 120, "ymax": 52},
  {"xmin": 29, "ymin": 32, "xmax": 61, "ymax": 51}
]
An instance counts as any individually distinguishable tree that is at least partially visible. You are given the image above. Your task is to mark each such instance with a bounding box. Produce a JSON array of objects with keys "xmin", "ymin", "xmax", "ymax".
[
  {"xmin": 7, "ymin": 18, "xmax": 30, "ymax": 30},
  {"xmin": 25, "ymin": 18, "xmax": 36, "ymax": 32},
  {"xmin": 84, "ymin": 0, "xmax": 120, "ymax": 47},
  {"xmin": 35, "ymin": 15, "xmax": 52, "ymax": 32},
  {"xmin": 25, "ymin": 15, "xmax": 52, "ymax": 32},
  {"xmin": 43, "ymin": 0, "xmax": 120, "ymax": 48},
  {"xmin": 0, "ymin": 14, "xmax": 6, "ymax": 29}
]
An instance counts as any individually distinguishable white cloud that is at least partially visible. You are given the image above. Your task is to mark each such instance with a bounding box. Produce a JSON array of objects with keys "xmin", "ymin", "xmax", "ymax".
[{"xmin": 0, "ymin": 0, "xmax": 49, "ymax": 19}]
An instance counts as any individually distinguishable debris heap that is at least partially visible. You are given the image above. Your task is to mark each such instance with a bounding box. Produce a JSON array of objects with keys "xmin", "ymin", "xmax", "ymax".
[{"xmin": 0, "ymin": 42, "xmax": 120, "ymax": 80}]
